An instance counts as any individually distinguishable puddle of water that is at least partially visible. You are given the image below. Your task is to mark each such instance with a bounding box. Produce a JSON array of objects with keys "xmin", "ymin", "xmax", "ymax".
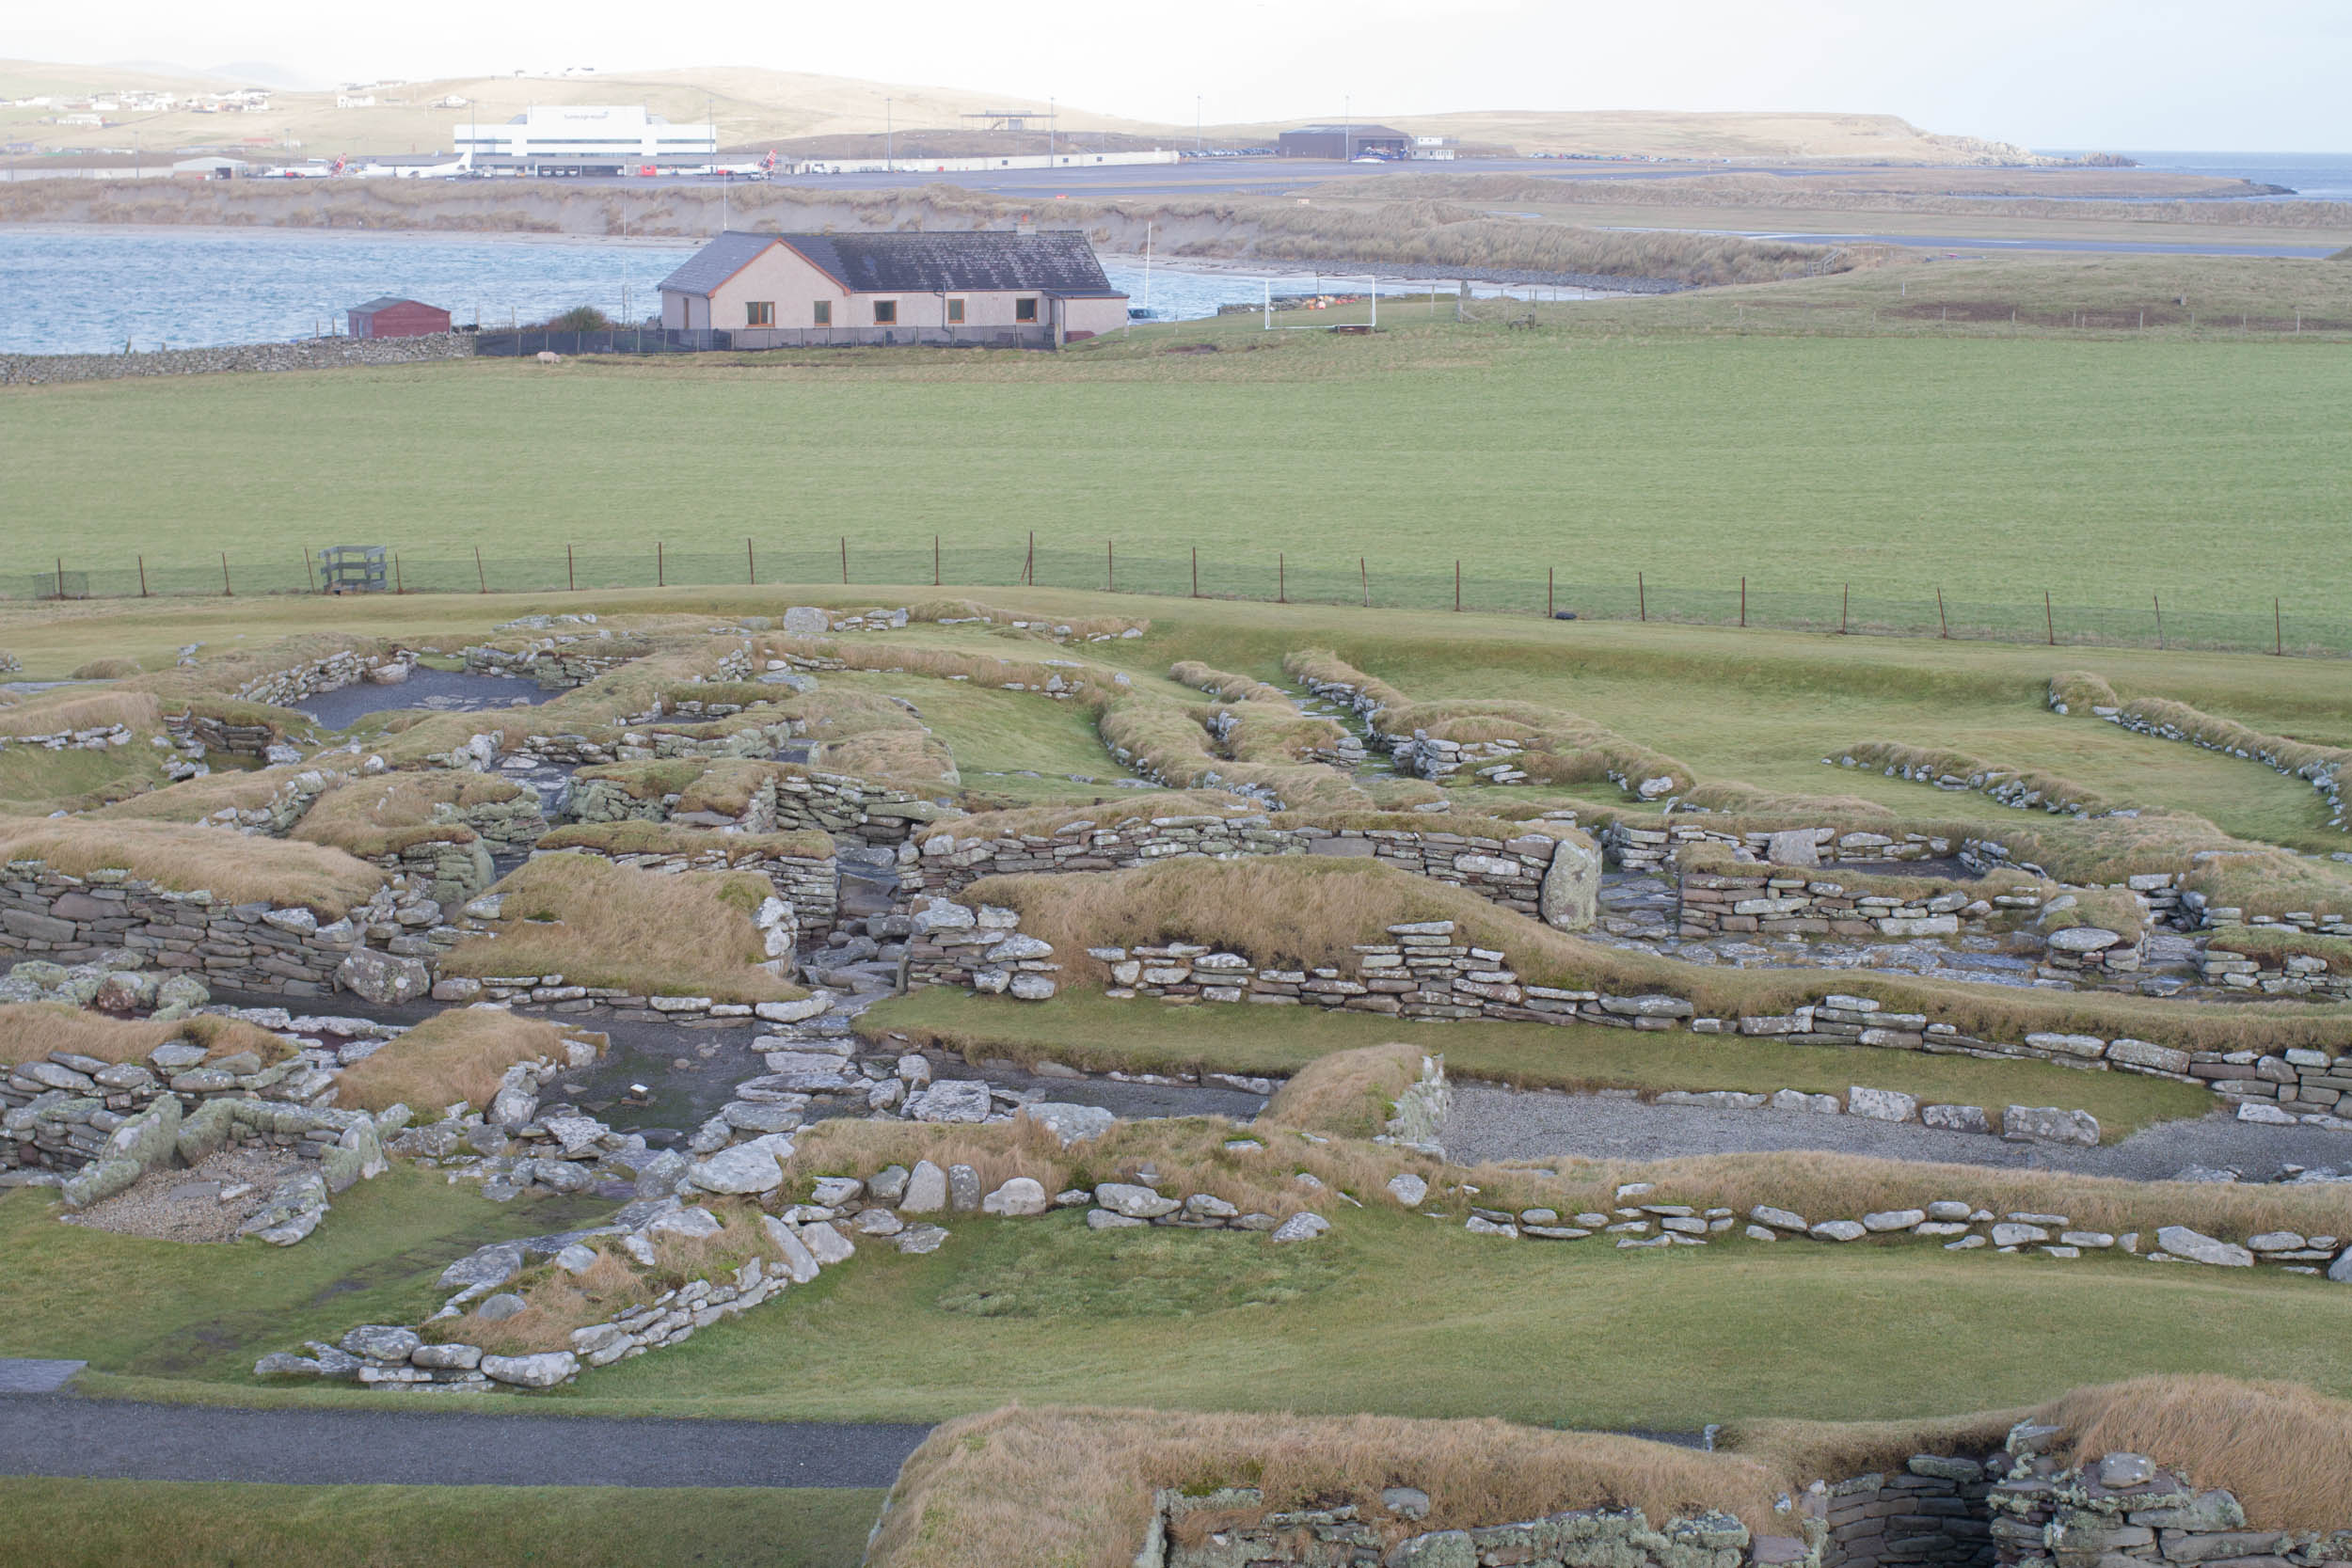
[{"xmin": 294, "ymin": 667, "xmax": 560, "ymax": 731}]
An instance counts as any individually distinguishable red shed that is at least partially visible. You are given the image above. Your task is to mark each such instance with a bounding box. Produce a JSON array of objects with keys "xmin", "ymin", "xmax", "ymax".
[{"xmin": 346, "ymin": 296, "xmax": 453, "ymax": 338}]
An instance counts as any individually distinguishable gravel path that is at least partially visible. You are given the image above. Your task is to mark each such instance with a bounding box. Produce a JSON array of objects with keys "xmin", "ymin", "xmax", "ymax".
[
  {"xmin": 1442, "ymin": 1084, "xmax": 2352, "ymax": 1181},
  {"xmin": 0, "ymin": 1393, "xmax": 930, "ymax": 1488}
]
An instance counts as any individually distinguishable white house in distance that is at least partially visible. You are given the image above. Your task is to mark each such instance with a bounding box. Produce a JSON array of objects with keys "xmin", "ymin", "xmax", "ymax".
[
  {"xmin": 657, "ymin": 230, "xmax": 1130, "ymax": 347},
  {"xmin": 453, "ymin": 104, "xmax": 717, "ymax": 164}
]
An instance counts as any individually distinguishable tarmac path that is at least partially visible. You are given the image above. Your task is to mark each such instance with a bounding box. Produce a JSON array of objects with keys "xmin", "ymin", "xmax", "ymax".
[{"xmin": 0, "ymin": 1386, "xmax": 930, "ymax": 1488}]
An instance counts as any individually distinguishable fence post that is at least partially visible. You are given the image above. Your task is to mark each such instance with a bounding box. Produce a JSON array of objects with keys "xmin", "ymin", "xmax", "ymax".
[
  {"xmin": 1454, "ymin": 560, "xmax": 1460, "ymax": 612},
  {"xmin": 1548, "ymin": 567, "xmax": 1553, "ymax": 619},
  {"xmin": 475, "ymin": 546, "xmax": 486, "ymax": 594},
  {"xmin": 1279, "ymin": 553, "xmax": 1286, "ymax": 604},
  {"xmin": 567, "ymin": 544, "xmax": 575, "ymax": 592},
  {"xmin": 2153, "ymin": 594, "xmax": 2164, "ymax": 650},
  {"xmin": 1740, "ymin": 576, "xmax": 1746, "ymax": 627},
  {"xmin": 55, "ymin": 558, "xmax": 64, "ymax": 599},
  {"xmin": 658, "ymin": 542, "xmax": 664, "ymax": 588},
  {"xmin": 934, "ymin": 534, "xmax": 941, "ymax": 588},
  {"xmin": 1106, "ymin": 539, "xmax": 1114, "ymax": 593},
  {"xmin": 220, "ymin": 552, "xmax": 232, "ymax": 596},
  {"xmin": 1359, "ymin": 557, "xmax": 1368, "ymax": 609},
  {"xmin": 747, "ymin": 537, "xmax": 756, "ymax": 585},
  {"xmin": 304, "ymin": 546, "xmax": 316, "ymax": 593},
  {"xmin": 1637, "ymin": 572, "xmax": 1645, "ymax": 622},
  {"xmin": 394, "ymin": 553, "xmax": 403, "ymax": 594},
  {"xmin": 1936, "ymin": 588, "xmax": 1948, "ymax": 639},
  {"xmin": 1025, "ymin": 531, "xmax": 1034, "ymax": 586},
  {"xmin": 137, "ymin": 554, "xmax": 148, "ymax": 598},
  {"xmin": 1191, "ymin": 546, "xmax": 1198, "ymax": 598},
  {"xmin": 2276, "ymin": 598, "xmax": 2283, "ymax": 657},
  {"xmin": 842, "ymin": 536, "xmax": 849, "ymax": 585},
  {"xmin": 1841, "ymin": 582, "xmax": 1849, "ymax": 634},
  {"xmin": 2044, "ymin": 590, "xmax": 2055, "ymax": 646}
]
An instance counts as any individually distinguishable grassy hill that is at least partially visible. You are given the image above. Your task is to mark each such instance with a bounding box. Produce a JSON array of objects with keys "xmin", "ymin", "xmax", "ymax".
[{"xmin": 1, "ymin": 55, "xmax": 2063, "ymax": 164}]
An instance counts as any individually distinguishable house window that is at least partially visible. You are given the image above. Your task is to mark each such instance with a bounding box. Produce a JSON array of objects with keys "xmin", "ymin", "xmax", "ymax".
[
  {"xmin": 873, "ymin": 300, "xmax": 898, "ymax": 325},
  {"xmin": 744, "ymin": 301, "xmax": 773, "ymax": 326},
  {"xmin": 813, "ymin": 300, "xmax": 831, "ymax": 326},
  {"xmin": 1014, "ymin": 297, "xmax": 1038, "ymax": 323},
  {"xmin": 946, "ymin": 298, "xmax": 964, "ymax": 324}
]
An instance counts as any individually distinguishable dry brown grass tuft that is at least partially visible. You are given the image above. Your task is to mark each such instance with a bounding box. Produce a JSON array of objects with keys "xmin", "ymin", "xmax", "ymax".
[
  {"xmin": 289, "ymin": 772, "xmax": 528, "ymax": 857},
  {"xmin": 0, "ymin": 689, "xmax": 165, "ymax": 737},
  {"xmin": 68, "ymin": 657, "xmax": 143, "ymax": 681},
  {"xmin": 440, "ymin": 854, "xmax": 803, "ymax": 1002},
  {"xmin": 333, "ymin": 1008, "xmax": 583, "ymax": 1115},
  {"xmin": 1168, "ymin": 660, "xmax": 1293, "ymax": 706},
  {"xmin": 87, "ymin": 766, "xmax": 338, "ymax": 826},
  {"xmin": 0, "ymin": 1005, "xmax": 288, "ymax": 1069},
  {"xmin": 2040, "ymin": 1377, "xmax": 2352, "ymax": 1530},
  {"xmin": 818, "ymin": 727, "xmax": 961, "ymax": 792},
  {"xmin": 1280, "ymin": 649, "xmax": 1413, "ymax": 715},
  {"xmin": 1258, "ymin": 1043, "xmax": 1428, "ymax": 1139},
  {"xmin": 0, "ymin": 815, "xmax": 383, "ymax": 916},
  {"xmin": 1098, "ymin": 693, "xmax": 1367, "ymax": 811},
  {"xmin": 867, "ymin": 1404, "xmax": 1788, "ymax": 1568},
  {"xmin": 1837, "ymin": 739, "xmax": 2121, "ymax": 816}
]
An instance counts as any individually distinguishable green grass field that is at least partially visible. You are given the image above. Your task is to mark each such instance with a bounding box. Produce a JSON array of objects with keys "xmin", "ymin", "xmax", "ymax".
[
  {"xmin": 861, "ymin": 990, "xmax": 2217, "ymax": 1140},
  {"xmin": 0, "ymin": 1479, "xmax": 881, "ymax": 1568},
  {"xmin": 29, "ymin": 1196, "xmax": 2350, "ymax": 1432},
  {"xmin": 6, "ymin": 326, "xmax": 2349, "ymax": 641}
]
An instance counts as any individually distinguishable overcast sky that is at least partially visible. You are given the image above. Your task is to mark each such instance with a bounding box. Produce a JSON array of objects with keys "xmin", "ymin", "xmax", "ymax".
[{"xmin": 23, "ymin": 0, "xmax": 2350, "ymax": 150}]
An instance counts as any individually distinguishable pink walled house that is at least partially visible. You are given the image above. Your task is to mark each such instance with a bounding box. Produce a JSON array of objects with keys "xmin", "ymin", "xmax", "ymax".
[{"xmin": 657, "ymin": 229, "xmax": 1129, "ymax": 347}]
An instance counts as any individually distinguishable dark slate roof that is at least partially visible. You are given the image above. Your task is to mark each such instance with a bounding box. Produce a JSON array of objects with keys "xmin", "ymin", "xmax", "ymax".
[
  {"xmin": 655, "ymin": 231, "xmax": 786, "ymax": 299},
  {"xmin": 348, "ymin": 296, "xmax": 441, "ymax": 313},
  {"xmin": 658, "ymin": 229, "xmax": 1123, "ymax": 298}
]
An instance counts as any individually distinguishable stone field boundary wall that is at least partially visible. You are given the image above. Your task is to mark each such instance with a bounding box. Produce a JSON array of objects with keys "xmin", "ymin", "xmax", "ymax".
[
  {"xmin": 0, "ymin": 332, "xmax": 474, "ymax": 387},
  {"xmin": 0, "ymin": 722, "xmax": 135, "ymax": 754},
  {"xmin": 904, "ymin": 897, "xmax": 2352, "ymax": 1125},
  {"xmin": 2050, "ymin": 682, "xmax": 2349, "ymax": 833},
  {"xmin": 913, "ymin": 813, "xmax": 1601, "ymax": 928},
  {"xmin": 1137, "ymin": 1424, "xmax": 2352, "ymax": 1568}
]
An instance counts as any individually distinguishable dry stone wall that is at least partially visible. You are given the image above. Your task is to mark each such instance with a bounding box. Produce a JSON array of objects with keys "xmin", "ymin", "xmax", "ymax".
[
  {"xmin": 530, "ymin": 842, "xmax": 837, "ymax": 941},
  {"xmin": 1146, "ymin": 1493, "xmax": 1770, "ymax": 1568},
  {"xmin": 1602, "ymin": 820, "xmax": 1952, "ymax": 877},
  {"xmin": 565, "ymin": 765, "xmax": 944, "ymax": 847},
  {"xmin": 0, "ymin": 863, "xmax": 367, "ymax": 995},
  {"xmin": 914, "ymin": 814, "xmax": 1599, "ymax": 929},
  {"xmin": 232, "ymin": 648, "xmax": 411, "ymax": 707},
  {"xmin": 0, "ymin": 332, "xmax": 473, "ymax": 387},
  {"xmin": 905, "ymin": 896, "xmax": 2351, "ymax": 1125}
]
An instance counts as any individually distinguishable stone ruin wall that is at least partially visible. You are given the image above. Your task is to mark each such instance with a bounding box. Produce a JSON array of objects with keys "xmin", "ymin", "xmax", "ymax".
[
  {"xmin": 904, "ymin": 898, "xmax": 2350, "ymax": 1125},
  {"xmin": 912, "ymin": 813, "xmax": 1600, "ymax": 929},
  {"xmin": 1140, "ymin": 1427, "xmax": 2352, "ymax": 1568}
]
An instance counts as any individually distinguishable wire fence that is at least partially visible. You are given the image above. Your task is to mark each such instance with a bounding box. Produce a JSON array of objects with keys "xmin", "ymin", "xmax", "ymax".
[{"xmin": 14, "ymin": 542, "xmax": 2349, "ymax": 658}]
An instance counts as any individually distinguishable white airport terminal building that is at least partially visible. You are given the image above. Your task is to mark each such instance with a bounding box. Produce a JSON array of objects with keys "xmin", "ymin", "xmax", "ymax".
[{"xmin": 453, "ymin": 104, "xmax": 717, "ymax": 167}]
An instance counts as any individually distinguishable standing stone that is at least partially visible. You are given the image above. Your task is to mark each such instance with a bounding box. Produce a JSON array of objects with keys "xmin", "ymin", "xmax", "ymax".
[
  {"xmin": 1270, "ymin": 1212, "xmax": 1330, "ymax": 1243},
  {"xmin": 901, "ymin": 1160, "xmax": 948, "ymax": 1213},
  {"xmin": 799, "ymin": 1221, "xmax": 854, "ymax": 1265},
  {"xmin": 1540, "ymin": 837, "xmax": 1602, "ymax": 931},
  {"xmin": 781, "ymin": 607, "xmax": 831, "ymax": 636},
  {"xmin": 946, "ymin": 1164, "xmax": 981, "ymax": 1212},
  {"xmin": 1765, "ymin": 830, "xmax": 1821, "ymax": 868}
]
